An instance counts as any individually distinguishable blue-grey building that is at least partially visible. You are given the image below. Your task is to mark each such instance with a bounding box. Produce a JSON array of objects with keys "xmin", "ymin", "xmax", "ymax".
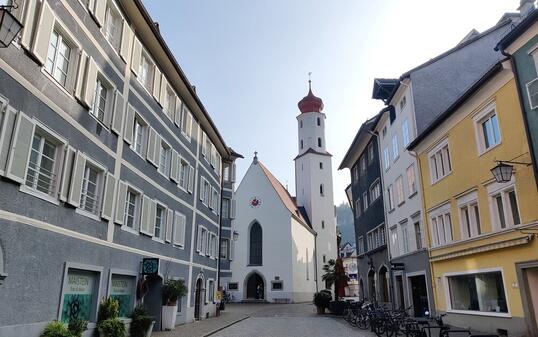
[{"xmin": 0, "ymin": 0, "xmax": 239, "ymax": 336}]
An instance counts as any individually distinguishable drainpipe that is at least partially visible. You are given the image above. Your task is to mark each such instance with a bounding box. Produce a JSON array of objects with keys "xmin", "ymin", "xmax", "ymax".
[
  {"xmin": 314, "ymin": 233, "xmax": 319, "ymax": 292},
  {"xmin": 217, "ymin": 164, "xmax": 227, "ymax": 292}
]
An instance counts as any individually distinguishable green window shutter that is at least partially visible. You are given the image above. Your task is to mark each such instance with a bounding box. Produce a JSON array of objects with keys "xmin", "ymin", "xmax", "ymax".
[
  {"xmin": 123, "ymin": 104, "xmax": 135, "ymax": 145},
  {"xmin": 101, "ymin": 172, "xmax": 116, "ymax": 220},
  {"xmin": 74, "ymin": 51, "xmax": 89, "ymax": 102},
  {"xmin": 152, "ymin": 68, "xmax": 162, "ymax": 102},
  {"xmin": 31, "ymin": 1, "xmax": 54, "ymax": 65},
  {"xmin": 119, "ymin": 21, "xmax": 131, "ymax": 62},
  {"xmin": 131, "ymin": 37, "xmax": 142, "ymax": 76},
  {"xmin": 174, "ymin": 97, "xmax": 182, "ymax": 126},
  {"xmin": 6, "ymin": 111, "xmax": 35, "ymax": 184},
  {"xmin": 170, "ymin": 150, "xmax": 179, "ymax": 182},
  {"xmin": 140, "ymin": 195, "xmax": 151, "ymax": 235},
  {"xmin": 188, "ymin": 166, "xmax": 194, "ymax": 193},
  {"xmin": 165, "ymin": 209, "xmax": 173, "ymax": 243},
  {"xmin": 59, "ymin": 146, "xmax": 76, "ymax": 202},
  {"xmin": 111, "ymin": 91, "xmax": 124, "ymax": 135},
  {"xmin": 82, "ymin": 57, "xmax": 98, "ymax": 108},
  {"xmin": 147, "ymin": 200, "xmax": 156, "ymax": 236},
  {"xmin": 0, "ymin": 106, "xmax": 18, "ymax": 177},
  {"xmin": 146, "ymin": 128, "xmax": 157, "ymax": 166},
  {"xmin": 173, "ymin": 211, "xmax": 186, "ymax": 247},
  {"xmin": 20, "ymin": 0, "xmax": 40, "ymax": 50},
  {"xmin": 94, "ymin": 0, "xmax": 106, "ymax": 27},
  {"xmin": 67, "ymin": 151, "xmax": 86, "ymax": 208},
  {"xmin": 114, "ymin": 181, "xmax": 127, "ymax": 224}
]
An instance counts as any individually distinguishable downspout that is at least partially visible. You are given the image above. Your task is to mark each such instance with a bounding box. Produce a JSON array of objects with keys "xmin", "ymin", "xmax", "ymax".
[
  {"xmin": 500, "ymin": 49, "xmax": 538, "ymax": 187},
  {"xmin": 314, "ymin": 233, "xmax": 319, "ymax": 292},
  {"xmin": 217, "ymin": 164, "xmax": 226, "ymax": 292}
]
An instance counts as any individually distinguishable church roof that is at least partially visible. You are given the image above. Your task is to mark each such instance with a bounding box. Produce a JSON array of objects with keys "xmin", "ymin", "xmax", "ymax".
[{"xmin": 257, "ymin": 161, "xmax": 312, "ymax": 230}]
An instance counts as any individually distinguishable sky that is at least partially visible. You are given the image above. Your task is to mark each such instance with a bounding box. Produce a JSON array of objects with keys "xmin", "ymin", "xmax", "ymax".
[{"xmin": 144, "ymin": 0, "xmax": 520, "ymax": 205}]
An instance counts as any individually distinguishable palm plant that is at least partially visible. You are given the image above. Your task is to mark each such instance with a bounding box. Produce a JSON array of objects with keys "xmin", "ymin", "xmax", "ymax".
[{"xmin": 321, "ymin": 258, "xmax": 349, "ymax": 301}]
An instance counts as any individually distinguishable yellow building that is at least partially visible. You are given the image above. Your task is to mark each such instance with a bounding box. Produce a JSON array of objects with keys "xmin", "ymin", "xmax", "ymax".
[{"xmin": 408, "ymin": 61, "xmax": 538, "ymax": 337}]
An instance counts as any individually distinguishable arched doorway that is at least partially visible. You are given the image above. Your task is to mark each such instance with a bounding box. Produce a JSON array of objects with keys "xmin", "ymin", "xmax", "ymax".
[
  {"xmin": 245, "ymin": 272, "xmax": 264, "ymax": 300},
  {"xmin": 194, "ymin": 278, "xmax": 204, "ymax": 320},
  {"xmin": 379, "ymin": 266, "xmax": 389, "ymax": 303},
  {"xmin": 368, "ymin": 270, "xmax": 376, "ymax": 301},
  {"xmin": 358, "ymin": 279, "xmax": 364, "ymax": 300}
]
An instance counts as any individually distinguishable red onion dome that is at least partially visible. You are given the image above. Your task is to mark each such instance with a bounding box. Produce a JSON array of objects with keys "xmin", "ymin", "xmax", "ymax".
[{"xmin": 298, "ymin": 83, "xmax": 324, "ymax": 113}]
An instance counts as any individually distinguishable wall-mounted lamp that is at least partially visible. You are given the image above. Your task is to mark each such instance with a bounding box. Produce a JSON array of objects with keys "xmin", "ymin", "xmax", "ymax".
[
  {"xmin": 232, "ymin": 230, "xmax": 239, "ymax": 241},
  {"xmin": 491, "ymin": 159, "xmax": 532, "ymax": 183},
  {"xmin": 0, "ymin": 2, "xmax": 23, "ymax": 48}
]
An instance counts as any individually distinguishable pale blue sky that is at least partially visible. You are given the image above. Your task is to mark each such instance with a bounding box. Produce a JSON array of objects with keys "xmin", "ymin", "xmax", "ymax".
[{"xmin": 144, "ymin": 0, "xmax": 519, "ymax": 205}]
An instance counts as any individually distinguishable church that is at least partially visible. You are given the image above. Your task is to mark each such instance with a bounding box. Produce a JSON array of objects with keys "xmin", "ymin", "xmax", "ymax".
[{"xmin": 222, "ymin": 82, "xmax": 337, "ymax": 303}]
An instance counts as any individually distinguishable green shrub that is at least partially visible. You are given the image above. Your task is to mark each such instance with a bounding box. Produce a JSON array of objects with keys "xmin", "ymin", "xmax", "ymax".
[
  {"xmin": 97, "ymin": 297, "xmax": 120, "ymax": 323},
  {"xmin": 67, "ymin": 319, "xmax": 87, "ymax": 337},
  {"xmin": 40, "ymin": 321, "xmax": 72, "ymax": 337},
  {"xmin": 313, "ymin": 291, "xmax": 332, "ymax": 309},
  {"xmin": 97, "ymin": 318, "xmax": 125, "ymax": 337},
  {"xmin": 129, "ymin": 306, "xmax": 154, "ymax": 337},
  {"xmin": 161, "ymin": 279, "xmax": 187, "ymax": 305}
]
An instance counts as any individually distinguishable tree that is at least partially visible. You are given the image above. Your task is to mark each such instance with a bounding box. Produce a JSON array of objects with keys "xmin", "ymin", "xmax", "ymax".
[{"xmin": 321, "ymin": 258, "xmax": 349, "ymax": 301}]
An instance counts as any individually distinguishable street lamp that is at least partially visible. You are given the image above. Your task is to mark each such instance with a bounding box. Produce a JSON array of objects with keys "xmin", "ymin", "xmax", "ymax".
[
  {"xmin": 0, "ymin": 3, "xmax": 23, "ymax": 48},
  {"xmin": 232, "ymin": 230, "xmax": 239, "ymax": 241},
  {"xmin": 490, "ymin": 159, "xmax": 532, "ymax": 184}
]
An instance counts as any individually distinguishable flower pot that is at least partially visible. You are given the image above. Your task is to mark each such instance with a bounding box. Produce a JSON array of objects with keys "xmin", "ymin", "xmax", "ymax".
[
  {"xmin": 146, "ymin": 321, "xmax": 155, "ymax": 337},
  {"xmin": 161, "ymin": 305, "xmax": 178, "ymax": 330},
  {"xmin": 316, "ymin": 306, "xmax": 325, "ymax": 314}
]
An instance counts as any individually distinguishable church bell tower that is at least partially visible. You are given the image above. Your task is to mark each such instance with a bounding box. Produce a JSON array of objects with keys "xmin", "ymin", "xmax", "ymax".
[{"xmin": 294, "ymin": 78, "xmax": 337, "ymax": 289}]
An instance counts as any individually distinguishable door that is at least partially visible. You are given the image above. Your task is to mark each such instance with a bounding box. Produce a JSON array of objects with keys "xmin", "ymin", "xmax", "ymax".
[
  {"xmin": 522, "ymin": 267, "xmax": 538, "ymax": 334},
  {"xmin": 194, "ymin": 278, "xmax": 203, "ymax": 320},
  {"xmin": 409, "ymin": 275, "xmax": 429, "ymax": 317},
  {"xmin": 246, "ymin": 273, "xmax": 264, "ymax": 299},
  {"xmin": 395, "ymin": 275, "xmax": 405, "ymax": 309}
]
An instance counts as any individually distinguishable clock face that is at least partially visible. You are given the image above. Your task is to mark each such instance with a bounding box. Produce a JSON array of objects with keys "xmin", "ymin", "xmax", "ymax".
[{"xmin": 249, "ymin": 197, "xmax": 261, "ymax": 208}]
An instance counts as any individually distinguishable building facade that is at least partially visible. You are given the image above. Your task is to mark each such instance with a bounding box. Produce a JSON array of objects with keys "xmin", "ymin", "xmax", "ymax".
[
  {"xmin": 339, "ymin": 242, "xmax": 359, "ymax": 297},
  {"xmin": 409, "ymin": 61, "xmax": 538, "ymax": 337},
  {"xmin": 0, "ymin": 1, "xmax": 237, "ymax": 336},
  {"xmin": 339, "ymin": 114, "xmax": 391, "ymax": 305}
]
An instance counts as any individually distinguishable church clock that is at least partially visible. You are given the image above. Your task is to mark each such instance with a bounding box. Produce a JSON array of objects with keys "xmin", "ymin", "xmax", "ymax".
[{"xmin": 249, "ymin": 197, "xmax": 261, "ymax": 208}]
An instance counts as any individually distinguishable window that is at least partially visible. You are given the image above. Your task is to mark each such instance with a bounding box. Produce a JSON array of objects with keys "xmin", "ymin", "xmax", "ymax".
[
  {"xmin": 323, "ymin": 255, "xmax": 326, "ymax": 263},
  {"xmin": 46, "ymin": 31, "xmax": 72, "ymax": 87},
  {"xmin": 220, "ymin": 239, "xmax": 229, "ymax": 259},
  {"xmin": 414, "ymin": 221, "xmax": 422, "ymax": 250},
  {"xmin": 109, "ymin": 274, "xmax": 136, "ymax": 318},
  {"xmin": 317, "ymin": 137, "xmax": 322, "ymax": 147},
  {"xmin": 526, "ymin": 77, "xmax": 538, "ymax": 109},
  {"xmin": 317, "ymin": 117, "xmax": 321, "ymax": 126},
  {"xmin": 249, "ymin": 222, "xmax": 262, "ymax": 265},
  {"xmin": 395, "ymin": 176, "xmax": 404, "ymax": 205},
  {"xmin": 272, "ymin": 281, "xmax": 283, "ymax": 290},
  {"xmin": 362, "ymin": 191, "xmax": 368, "ymax": 210},
  {"xmin": 181, "ymin": 105, "xmax": 193, "ymax": 139},
  {"xmin": 207, "ymin": 279, "xmax": 215, "ymax": 302},
  {"xmin": 368, "ymin": 142, "xmax": 374, "ymax": 163},
  {"xmin": 392, "ymin": 134, "xmax": 399, "ymax": 160},
  {"xmin": 123, "ymin": 189, "xmax": 139, "ymax": 230},
  {"xmin": 104, "ymin": 3, "xmax": 122, "ymax": 51},
  {"xmin": 459, "ymin": 200, "xmax": 481, "ymax": 239},
  {"xmin": 223, "ymin": 164, "xmax": 230, "ymax": 181},
  {"xmin": 355, "ymin": 198, "xmax": 361, "ymax": 218},
  {"xmin": 383, "ymin": 147, "xmax": 390, "ymax": 170},
  {"xmin": 200, "ymin": 178, "xmax": 210, "ymax": 206},
  {"xmin": 196, "ymin": 226, "xmax": 207, "ymax": 254},
  {"xmin": 222, "ymin": 198, "xmax": 230, "ymax": 219},
  {"xmin": 319, "ymin": 162, "xmax": 323, "ymax": 169},
  {"xmin": 406, "ymin": 164, "xmax": 416, "ymax": 195},
  {"xmin": 321, "ymin": 220, "xmax": 325, "ymax": 229},
  {"xmin": 228, "ymin": 282, "xmax": 238, "ymax": 291},
  {"xmin": 429, "ymin": 141, "xmax": 451, "ymax": 183},
  {"xmin": 390, "ymin": 226, "xmax": 398, "ymax": 256},
  {"xmin": 401, "ymin": 223, "xmax": 409, "ymax": 254},
  {"xmin": 379, "ymin": 225, "xmax": 386, "ymax": 245},
  {"xmin": 491, "ymin": 188, "xmax": 520, "ymax": 230},
  {"xmin": 132, "ymin": 117, "xmax": 147, "ymax": 156},
  {"xmin": 139, "ymin": 52, "xmax": 154, "ymax": 92},
  {"xmin": 80, "ymin": 162, "xmax": 103, "ymax": 215},
  {"xmin": 179, "ymin": 159, "xmax": 190, "ymax": 190},
  {"xmin": 91, "ymin": 77, "xmax": 110, "ymax": 123},
  {"xmin": 360, "ymin": 155, "xmax": 366, "ymax": 173},
  {"xmin": 320, "ymin": 184, "xmax": 324, "ymax": 196},
  {"xmin": 430, "ymin": 210, "xmax": 452, "ymax": 246},
  {"xmin": 479, "ymin": 112, "xmax": 501, "ymax": 151},
  {"xmin": 399, "ymin": 95, "xmax": 407, "ymax": 110},
  {"xmin": 299, "ymin": 120, "xmax": 303, "ymax": 128},
  {"xmin": 353, "ymin": 165, "xmax": 359, "ymax": 182},
  {"xmin": 402, "ymin": 119, "xmax": 410, "ymax": 146},
  {"xmin": 154, "ymin": 204, "xmax": 166, "ymax": 240},
  {"xmin": 158, "ymin": 141, "xmax": 170, "ymax": 176},
  {"xmin": 300, "ymin": 140, "xmax": 303, "ymax": 149},
  {"xmin": 447, "ymin": 271, "xmax": 507, "ymax": 314},
  {"xmin": 357, "ymin": 236, "xmax": 364, "ymax": 254},
  {"xmin": 25, "ymin": 131, "xmax": 60, "ymax": 197},
  {"xmin": 164, "ymin": 87, "xmax": 176, "ymax": 121},
  {"xmin": 369, "ymin": 180, "xmax": 381, "ymax": 203},
  {"xmin": 387, "ymin": 185, "xmax": 394, "ymax": 211},
  {"xmin": 382, "ymin": 126, "xmax": 387, "ymax": 138},
  {"xmin": 60, "ymin": 268, "xmax": 99, "ymax": 323},
  {"xmin": 205, "ymin": 138, "xmax": 212, "ymax": 161}
]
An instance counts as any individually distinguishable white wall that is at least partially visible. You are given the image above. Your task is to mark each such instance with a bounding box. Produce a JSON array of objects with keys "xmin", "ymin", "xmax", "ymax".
[{"xmin": 290, "ymin": 217, "xmax": 317, "ymax": 302}]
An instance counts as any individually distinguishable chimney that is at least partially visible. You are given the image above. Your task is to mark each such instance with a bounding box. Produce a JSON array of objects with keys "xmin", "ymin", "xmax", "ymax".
[
  {"xmin": 191, "ymin": 85, "xmax": 196, "ymax": 93},
  {"xmin": 519, "ymin": 0, "xmax": 535, "ymax": 17},
  {"xmin": 153, "ymin": 22, "xmax": 160, "ymax": 34}
]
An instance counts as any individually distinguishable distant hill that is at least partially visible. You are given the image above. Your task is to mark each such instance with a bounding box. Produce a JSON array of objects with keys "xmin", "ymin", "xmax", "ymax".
[{"xmin": 336, "ymin": 202, "xmax": 355, "ymax": 246}]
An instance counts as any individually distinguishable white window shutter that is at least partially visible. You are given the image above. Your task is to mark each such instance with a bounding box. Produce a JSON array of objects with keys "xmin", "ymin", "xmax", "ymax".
[
  {"xmin": 174, "ymin": 97, "xmax": 182, "ymax": 126},
  {"xmin": 111, "ymin": 91, "xmax": 124, "ymax": 135},
  {"xmin": 114, "ymin": 181, "xmax": 128, "ymax": 224},
  {"xmin": 123, "ymin": 104, "xmax": 135, "ymax": 145},
  {"xmin": 188, "ymin": 166, "xmax": 194, "ymax": 193},
  {"xmin": 146, "ymin": 127, "xmax": 157, "ymax": 165},
  {"xmin": 94, "ymin": 0, "xmax": 107, "ymax": 27},
  {"xmin": 82, "ymin": 57, "xmax": 98, "ymax": 108},
  {"xmin": 131, "ymin": 37, "xmax": 142, "ymax": 76},
  {"xmin": 140, "ymin": 195, "xmax": 151, "ymax": 234},
  {"xmin": 170, "ymin": 150, "xmax": 179, "ymax": 182},
  {"xmin": 230, "ymin": 199, "xmax": 236, "ymax": 219},
  {"xmin": 67, "ymin": 151, "xmax": 86, "ymax": 208},
  {"xmin": 196, "ymin": 226, "xmax": 202, "ymax": 252},
  {"xmin": 201, "ymin": 132, "xmax": 207, "ymax": 157},
  {"xmin": 59, "ymin": 146, "xmax": 76, "ymax": 202},
  {"xmin": 31, "ymin": 1, "xmax": 54, "ymax": 65},
  {"xmin": 147, "ymin": 199, "xmax": 156, "ymax": 236},
  {"xmin": 6, "ymin": 111, "xmax": 35, "ymax": 184},
  {"xmin": 0, "ymin": 107, "xmax": 19, "ymax": 176},
  {"xmin": 231, "ymin": 163, "xmax": 237, "ymax": 183},
  {"xmin": 20, "ymin": 0, "xmax": 40, "ymax": 50},
  {"xmin": 152, "ymin": 68, "xmax": 162, "ymax": 102},
  {"xmin": 74, "ymin": 51, "xmax": 88, "ymax": 101},
  {"xmin": 229, "ymin": 240, "xmax": 234, "ymax": 261},
  {"xmin": 154, "ymin": 134, "xmax": 161, "ymax": 167},
  {"xmin": 101, "ymin": 172, "xmax": 116, "ymax": 220},
  {"xmin": 87, "ymin": 0, "xmax": 96, "ymax": 14},
  {"xmin": 119, "ymin": 21, "xmax": 131, "ymax": 62},
  {"xmin": 199, "ymin": 177, "xmax": 204, "ymax": 201},
  {"xmin": 159, "ymin": 77, "xmax": 169, "ymax": 106},
  {"xmin": 174, "ymin": 212, "xmax": 186, "ymax": 247},
  {"xmin": 165, "ymin": 209, "xmax": 173, "ymax": 243}
]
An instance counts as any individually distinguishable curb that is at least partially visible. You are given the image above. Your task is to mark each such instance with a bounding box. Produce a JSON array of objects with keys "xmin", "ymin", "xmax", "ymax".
[{"xmin": 204, "ymin": 316, "xmax": 251, "ymax": 337}]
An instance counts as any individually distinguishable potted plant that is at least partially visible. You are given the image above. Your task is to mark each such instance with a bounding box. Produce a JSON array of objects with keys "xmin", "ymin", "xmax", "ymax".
[
  {"xmin": 313, "ymin": 290, "xmax": 331, "ymax": 314},
  {"xmin": 68, "ymin": 319, "xmax": 88, "ymax": 337},
  {"xmin": 97, "ymin": 297, "xmax": 126, "ymax": 337},
  {"xmin": 129, "ymin": 305, "xmax": 155, "ymax": 337},
  {"xmin": 161, "ymin": 279, "xmax": 187, "ymax": 330},
  {"xmin": 40, "ymin": 321, "xmax": 71, "ymax": 337}
]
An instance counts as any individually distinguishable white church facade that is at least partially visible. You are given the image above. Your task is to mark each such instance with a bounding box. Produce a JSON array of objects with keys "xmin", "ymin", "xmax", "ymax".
[{"xmin": 222, "ymin": 83, "xmax": 337, "ymax": 303}]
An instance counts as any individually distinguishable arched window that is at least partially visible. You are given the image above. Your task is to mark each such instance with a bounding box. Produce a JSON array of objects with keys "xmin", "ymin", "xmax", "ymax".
[
  {"xmin": 320, "ymin": 184, "xmax": 324, "ymax": 196},
  {"xmin": 249, "ymin": 222, "xmax": 262, "ymax": 265},
  {"xmin": 317, "ymin": 117, "xmax": 321, "ymax": 126},
  {"xmin": 0, "ymin": 243, "xmax": 6, "ymax": 284},
  {"xmin": 318, "ymin": 137, "xmax": 322, "ymax": 147}
]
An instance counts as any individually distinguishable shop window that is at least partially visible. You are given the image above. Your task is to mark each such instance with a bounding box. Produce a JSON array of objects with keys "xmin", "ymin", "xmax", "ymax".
[
  {"xmin": 61, "ymin": 268, "xmax": 100, "ymax": 323},
  {"xmin": 271, "ymin": 281, "xmax": 283, "ymax": 291},
  {"xmin": 447, "ymin": 271, "xmax": 508, "ymax": 314},
  {"xmin": 109, "ymin": 274, "xmax": 136, "ymax": 318}
]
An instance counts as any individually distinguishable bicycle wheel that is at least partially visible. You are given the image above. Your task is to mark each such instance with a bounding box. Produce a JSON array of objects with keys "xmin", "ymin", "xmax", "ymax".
[{"xmin": 356, "ymin": 314, "xmax": 369, "ymax": 330}]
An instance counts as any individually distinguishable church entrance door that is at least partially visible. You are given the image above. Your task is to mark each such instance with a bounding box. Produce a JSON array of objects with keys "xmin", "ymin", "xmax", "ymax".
[{"xmin": 246, "ymin": 273, "xmax": 264, "ymax": 300}]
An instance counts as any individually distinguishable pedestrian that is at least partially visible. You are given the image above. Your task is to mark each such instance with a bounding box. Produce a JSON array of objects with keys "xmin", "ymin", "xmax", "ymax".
[{"xmin": 256, "ymin": 284, "xmax": 262, "ymax": 299}]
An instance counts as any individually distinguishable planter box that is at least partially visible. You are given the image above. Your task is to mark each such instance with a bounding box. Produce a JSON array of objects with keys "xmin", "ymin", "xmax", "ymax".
[{"xmin": 161, "ymin": 305, "xmax": 178, "ymax": 330}]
